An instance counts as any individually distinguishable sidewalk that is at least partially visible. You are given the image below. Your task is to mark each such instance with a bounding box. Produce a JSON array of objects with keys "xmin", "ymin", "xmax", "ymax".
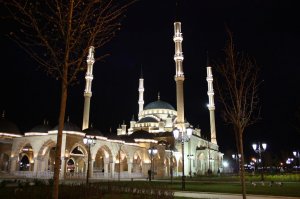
[{"xmin": 174, "ymin": 191, "xmax": 300, "ymax": 199}]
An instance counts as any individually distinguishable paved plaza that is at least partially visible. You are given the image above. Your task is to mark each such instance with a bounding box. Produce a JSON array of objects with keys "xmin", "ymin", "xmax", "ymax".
[{"xmin": 175, "ymin": 191, "xmax": 300, "ymax": 199}]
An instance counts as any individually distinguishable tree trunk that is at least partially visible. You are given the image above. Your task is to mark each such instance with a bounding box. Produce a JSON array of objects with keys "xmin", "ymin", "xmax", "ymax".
[
  {"xmin": 52, "ymin": 79, "xmax": 68, "ymax": 199},
  {"xmin": 238, "ymin": 129, "xmax": 247, "ymax": 199}
]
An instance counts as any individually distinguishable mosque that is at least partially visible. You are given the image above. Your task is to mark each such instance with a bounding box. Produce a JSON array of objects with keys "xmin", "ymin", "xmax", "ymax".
[{"xmin": 0, "ymin": 19, "xmax": 223, "ymax": 180}]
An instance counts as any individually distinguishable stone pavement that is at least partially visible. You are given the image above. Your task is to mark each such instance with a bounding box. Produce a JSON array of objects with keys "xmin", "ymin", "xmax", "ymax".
[{"xmin": 174, "ymin": 191, "xmax": 300, "ymax": 199}]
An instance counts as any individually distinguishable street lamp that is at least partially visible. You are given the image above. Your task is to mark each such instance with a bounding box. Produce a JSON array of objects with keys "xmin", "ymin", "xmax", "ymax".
[
  {"xmin": 83, "ymin": 135, "xmax": 96, "ymax": 184},
  {"xmin": 293, "ymin": 151, "xmax": 300, "ymax": 173},
  {"xmin": 148, "ymin": 146, "xmax": 158, "ymax": 181},
  {"xmin": 187, "ymin": 154, "xmax": 194, "ymax": 178},
  {"xmin": 173, "ymin": 126, "xmax": 193, "ymax": 190},
  {"xmin": 231, "ymin": 153, "xmax": 241, "ymax": 174},
  {"xmin": 252, "ymin": 142, "xmax": 267, "ymax": 181}
]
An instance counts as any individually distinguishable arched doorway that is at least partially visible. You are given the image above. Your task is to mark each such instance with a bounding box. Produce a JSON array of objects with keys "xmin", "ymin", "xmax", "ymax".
[
  {"xmin": 69, "ymin": 146, "xmax": 85, "ymax": 173},
  {"xmin": 66, "ymin": 159, "xmax": 75, "ymax": 173},
  {"xmin": 94, "ymin": 150, "xmax": 105, "ymax": 173},
  {"xmin": 19, "ymin": 144, "xmax": 34, "ymax": 171},
  {"xmin": 19, "ymin": 155, "xmax": 30, "ymax": 171},
  {"xmin": 115, "ymin": 150, "xmax": 128, "ymax": 174},
  {"xmin": 132, "ymin": 155, "xmax": 142, "ymax": 173},
  {"xmin": 0, "ymin": 153, "xmax": 9, "ymax": 171}
]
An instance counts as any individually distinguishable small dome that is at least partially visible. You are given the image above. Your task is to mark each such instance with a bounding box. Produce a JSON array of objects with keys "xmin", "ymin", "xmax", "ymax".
[
  {"xmin": 137, "ymin": 117, "xmax": 159, "ymax": 123},
  {"xmin": 52, "ymin": 119, "xmax": 81, "ymax": 132},
  {"xmin": 119, "ymin": 134, "xmax": 135, "ymax": 143},
  {"xmin": 144, "ymin": 100, "xmax": 175, "ymax": 110},
  {"xmin": 29, "ymin": 120, "xmax": 52, "ymax": 133},
  {"xmin": 83, "ymin": 127, "xmax": 104, "ymax": 137},
  {"xmin": 0, "ymin": 115, "xmax": 21, "ymax": 135},
  {"xmin": 130, "ymin": 130, "xmax": 155, "ymax": 140},
  {"xmin": 106, "ymin": 133, "xmax": 123, "ymax": 141}
]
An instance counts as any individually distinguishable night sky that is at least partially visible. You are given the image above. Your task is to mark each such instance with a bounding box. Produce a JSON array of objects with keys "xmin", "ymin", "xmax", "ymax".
[{"xmin": 1, "ymin": 1, "xmax": 300, "ymax": 159}]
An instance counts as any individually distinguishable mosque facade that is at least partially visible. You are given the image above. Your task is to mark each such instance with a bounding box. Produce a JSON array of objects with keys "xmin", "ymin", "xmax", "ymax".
[{"xmin": 0, "ymin": 20, "xmax": 223, "ymax": 180}]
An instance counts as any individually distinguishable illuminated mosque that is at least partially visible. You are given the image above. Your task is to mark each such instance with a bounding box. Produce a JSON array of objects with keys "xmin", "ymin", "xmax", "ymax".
[{"xmin": 0, "ymin": 19, "xmax": 223, "ymax": 180}]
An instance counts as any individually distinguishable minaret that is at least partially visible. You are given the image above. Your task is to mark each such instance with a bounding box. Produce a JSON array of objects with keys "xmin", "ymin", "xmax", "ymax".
[
  {"xmin": 82, "ymin": 46, "xmax": 95, "ymax": 130},
  {"xmin": 173, "ymin": 21, "xmax": 185, "ymax": 129},
  {"xmin": 138, "ymin": 67, "xmax": 144, "ymax": 119},
  {"xmin": 206, "ymin": 59, "xmax": 217, "ymax": 144}
]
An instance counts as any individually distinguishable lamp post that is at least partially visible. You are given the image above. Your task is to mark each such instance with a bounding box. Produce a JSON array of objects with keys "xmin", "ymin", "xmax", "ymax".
[
  {"xmin": 83, "ymin": 135, "xmax": 96, "ymax": 184},
  {"xmin": 187, "ymin": 154, "xmax": 194, "ymax": 178},
  {"xmin": 231, "ymin": 153, "xmax": 241, "ymax": 174},
  {"xmin": 293, "ymin": 151, "xmax": 300, "ymax": 173},
  {"xmin": 252, "ymin": 142, "xmax": 267, "ymax": 181},
  {"xmin": 173, "ymin": 126, "xmax": 193, "ymax": 191},
  {"xmin": 148, "ymin": 146, "xmax": 158, "ymax": 181}
]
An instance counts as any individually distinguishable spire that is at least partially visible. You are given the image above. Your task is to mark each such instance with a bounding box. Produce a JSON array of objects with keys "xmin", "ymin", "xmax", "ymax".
[
  {"xmin": 175, "ymin": 0, "xmax": 181, "ymax": 22},
  {"xmin": 2, "ymin": 110, "xmax": 5, "ymax": 118},
  {"xmin": 206, "ymin": 51, "xmax": 210, "ymax": 66},
  {"xmin": 140, "ymin": 65, "xmax": 143, "ymax": 78},
  {"xmin": 131, "ymin": 114, "xmax": 135, "ymax": 121},
  {"xmin": 67, "ymin": 116, "xmax": 70, "ymax": 123},
  {"xmin": 158, "ymin": 92, "xmax": 160, "ymax": 100}
]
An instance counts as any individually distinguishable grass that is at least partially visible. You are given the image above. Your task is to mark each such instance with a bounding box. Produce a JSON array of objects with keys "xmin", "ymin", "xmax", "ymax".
[
  {"xmin": 1, "ymin": 174, "xmax": 299, "ymax": 198},
  {"xmin": 160, "ymin": 173, "xmax": 300, "ymax": 197}
]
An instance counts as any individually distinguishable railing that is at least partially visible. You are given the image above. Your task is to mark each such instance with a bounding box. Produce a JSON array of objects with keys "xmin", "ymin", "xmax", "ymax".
[
  {"xmin": 12, "ymin": 171, "xmax": 145, "ymax": 180},
  {"xmin": 12, "ymin": 171, "xmax": 54, "ymax": 179}
]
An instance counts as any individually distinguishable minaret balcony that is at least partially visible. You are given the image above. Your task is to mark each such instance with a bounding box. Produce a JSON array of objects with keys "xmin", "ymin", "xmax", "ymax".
[
  {"xmin": 173, "ymin": 35, "xmax": 183, "ymax": 42},
  {"xmin": 174, "ymin": 53, "xmax": 184, "ymax": 60},
  {"xmin": 85, "ymin": 75, "xmax": 93, "ymax": 80}
]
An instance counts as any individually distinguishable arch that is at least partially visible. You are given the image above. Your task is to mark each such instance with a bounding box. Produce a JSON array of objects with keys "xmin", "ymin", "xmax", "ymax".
[
  {"xmin": 37, "ymin": 139, "xmax": 56, "ymax": 159},
  {"xmin": 96, "ymin": 145, "xmax": 113, "ymax": 163},
  {"xmin": 115, "ymin": 148, "xmax": 128, "ymax": 172},
  {"xmin": 94, "ymin": 148, "xmax": 107, "ymax": 173},
  {"xmin": 132, "ymin": 150, "xmax": 143, "ymax": 173},
  {"xmin": 17, "ymin": 143, "xmax": 34, "ymax": 171},
  {"xmin": 67, "ymin": 144, "xmax": 86, "ymax": 174},
  {"xmin": 196, "ymin": 152, "xmax": 205, "ymax": 175},
  {"xmin": 35, "ymin": 139, "xmax": 56, "ymax": 172}
]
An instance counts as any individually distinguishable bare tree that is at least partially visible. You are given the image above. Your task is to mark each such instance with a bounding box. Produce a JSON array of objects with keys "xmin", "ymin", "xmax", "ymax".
[
  {"xmin": 214, "ymin": 27, "xmax": 261, "ymax": 199},
  {"xmin": 293, "ymin": 106, "xmax": 300, "ymax": 134},
  {"xmin": 3, "ymin": 0, "xmax": 135, "ymax": 198}
]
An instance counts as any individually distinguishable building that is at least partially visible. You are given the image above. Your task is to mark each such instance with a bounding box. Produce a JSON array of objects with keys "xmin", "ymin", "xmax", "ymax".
[{"xmin": 0, "ymin": 19, "xmax": 223, "ymax": 180}]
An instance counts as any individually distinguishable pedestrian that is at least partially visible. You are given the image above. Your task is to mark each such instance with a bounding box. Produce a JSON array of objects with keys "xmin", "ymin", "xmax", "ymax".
[{"xmin": 148, "ymin": 169, "xmax": 152, "ymax": 181}]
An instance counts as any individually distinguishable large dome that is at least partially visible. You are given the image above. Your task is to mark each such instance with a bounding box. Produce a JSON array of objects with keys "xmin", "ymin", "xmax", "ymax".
[
  {"xmin": 144, "ymin": 100, "xmax": 175, "ymax": 110},
  {"xmin": 0, "ymin": 116, "xmax": 21, "ymax": 135}
]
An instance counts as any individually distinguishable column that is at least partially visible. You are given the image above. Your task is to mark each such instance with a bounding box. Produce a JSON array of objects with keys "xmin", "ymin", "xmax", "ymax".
[
  {"xmin": 33, "ymin": 157, "xmax": 39, "ymax": 173},
  {"xmin": 128, "ymin": 162, "xmax": 132, "ymax": 178},
  {"xmin": 104, "ymin": 163, "xmax": 109, "ymax": 178},
  {"xmin": 90, "ymin": 159, "xmax": 95, "ymax": 179},
  {"xmin": 110, "ymin": 162, "xmax": 115, "ymax": 178},
  {"xmin": 60, "ymin": 157, "xmax": 65, "ymax": 179}
]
